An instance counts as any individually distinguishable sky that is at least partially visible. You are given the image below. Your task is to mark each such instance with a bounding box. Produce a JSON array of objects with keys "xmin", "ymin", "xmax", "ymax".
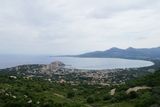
[{"xmin": 0, "ymin": 0, "xmax": 160, "ymax": 55}]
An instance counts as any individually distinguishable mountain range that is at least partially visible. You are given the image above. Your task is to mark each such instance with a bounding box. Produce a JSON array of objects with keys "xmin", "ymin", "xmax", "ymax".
[{"xmin": 77, "ymin": 47, "xmax": 160, "ymax": 60}]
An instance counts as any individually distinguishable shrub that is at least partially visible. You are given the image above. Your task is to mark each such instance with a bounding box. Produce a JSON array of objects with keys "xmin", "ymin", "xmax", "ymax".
[
  {"xmin": 128, "ymin": 91, "xmax": 138, "ymax": 99},
  {"xmin": 103, "ymin": 94, "xmax": 112, "ymax": 101},
  {"xmin": 86, "ymin": 96, "xmax": 95, "ymax": 104},
  {"xmin": 135, "ymin": 92, "xmax": 154, "ymax": 107},
  {"xmin": 67, "ymin": 91, "xmax": 75, "ymax": 98}
]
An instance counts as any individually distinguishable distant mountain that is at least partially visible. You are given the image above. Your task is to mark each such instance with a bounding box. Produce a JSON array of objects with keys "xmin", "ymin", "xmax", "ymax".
[{"xmin": 77, "ymin": 47, "xmax": 160, "ymax": 59}]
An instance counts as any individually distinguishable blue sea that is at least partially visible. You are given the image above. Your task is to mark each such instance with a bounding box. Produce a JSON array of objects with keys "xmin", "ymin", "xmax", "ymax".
[{"xmin": 0, "ymin": 55, "xmax": 154, "ymax": 70}]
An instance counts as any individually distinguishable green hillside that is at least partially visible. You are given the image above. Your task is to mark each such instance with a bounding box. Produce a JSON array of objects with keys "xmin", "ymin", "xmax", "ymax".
[{"xmin": 0, "ymin": 70, "xmax": 160, "ymax": 107}]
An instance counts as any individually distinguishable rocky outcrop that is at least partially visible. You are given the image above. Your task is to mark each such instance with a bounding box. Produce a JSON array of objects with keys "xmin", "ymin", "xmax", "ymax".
[{"xmin": 110, "ymin": 88, "xmax": 116, "ymax": 96}]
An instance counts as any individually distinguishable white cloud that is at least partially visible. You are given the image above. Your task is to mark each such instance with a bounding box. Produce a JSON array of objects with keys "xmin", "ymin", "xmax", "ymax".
[{"xmin": 0, "ymin": 0, "xmax": 160, "ymax": 55}]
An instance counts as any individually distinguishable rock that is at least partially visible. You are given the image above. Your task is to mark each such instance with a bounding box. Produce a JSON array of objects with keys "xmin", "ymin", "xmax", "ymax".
[
  {"xmin": 9, "ymin": 76, "xmax": 17, "ymax": 79},
  {"xmin": 27, "ymin": 100, "xmax": 32, "ymax": 104},
  {"xmin": 110, "ymin": 88, "xmax": 116, "ymax": 96},
  {"xmin": 36, "ymin": 101, "xmax": 40, "ymax": 104},
  {"xmin": 12, "ymin": 95, "xmax": 16, "ymax": 99}
]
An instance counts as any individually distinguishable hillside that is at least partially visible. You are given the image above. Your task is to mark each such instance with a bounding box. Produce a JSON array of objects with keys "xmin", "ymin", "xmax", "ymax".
[
  {"xmin": 0, "ymin": 69, "xmax": 160, "ymax": 107},
  {"xmin": 78, "ymin": 47, "xmax": 160, "ymax": 59}
]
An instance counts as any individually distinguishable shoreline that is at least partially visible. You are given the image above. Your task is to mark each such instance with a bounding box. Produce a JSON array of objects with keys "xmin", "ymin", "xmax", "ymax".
[{"xmin": 0, "ymin": 56, "xmax": 155, "ymax": 70}]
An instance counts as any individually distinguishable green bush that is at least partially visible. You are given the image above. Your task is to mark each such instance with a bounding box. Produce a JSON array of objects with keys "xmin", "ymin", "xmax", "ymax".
[
  {"xmin": 86, "ymin": 96, "xmax": 95, "ymax": 104},
  {"xmin": 128, "ymin": 91, "xmax": 138, "ymax": 99},
  {"xmin": 135, "ymin": 92, "xmax": 154, "ymax": 107},
  {"xmin": 67, "ymin": 91, "xmax": 75, "ymax": 98},
  {"xmin": 103, "ymin": 94, "xmax": 112, "ymax": 101}
]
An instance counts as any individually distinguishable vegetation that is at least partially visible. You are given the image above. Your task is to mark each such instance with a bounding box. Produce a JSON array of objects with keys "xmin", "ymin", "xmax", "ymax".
[{"xmin": 0, "ymin": 70, "xmax": 160, "ymax": 107}]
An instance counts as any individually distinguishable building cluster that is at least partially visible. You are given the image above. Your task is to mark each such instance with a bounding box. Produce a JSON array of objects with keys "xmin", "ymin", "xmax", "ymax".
[{"xmin": 4, "ymin": 61, "xmax": 154, "ymax": 86}]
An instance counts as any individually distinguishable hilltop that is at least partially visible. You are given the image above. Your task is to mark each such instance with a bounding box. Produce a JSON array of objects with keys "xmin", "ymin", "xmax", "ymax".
[{"xmin": 77, "ymin": 47, "xmax": 160, "ymax": 60}]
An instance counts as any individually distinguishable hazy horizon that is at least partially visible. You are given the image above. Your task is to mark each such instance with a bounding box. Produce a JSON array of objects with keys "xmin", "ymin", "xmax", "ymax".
[
  {"xmin": 0, "ymin": 46, "xmax": 159, "ymax": 56},
  {"xmin": 0, "ymin": 0, "xmax": 160, "ymax": 55}
]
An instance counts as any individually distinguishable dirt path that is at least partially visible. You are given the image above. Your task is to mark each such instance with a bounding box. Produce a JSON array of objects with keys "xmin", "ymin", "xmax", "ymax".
[
  {"xmin": 54, "ymin": 93, "xmax": 65, "ymax": 98},
  {"xmin": 126, "ymin": 86, "xmax": 151, "ymax": 94}
]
